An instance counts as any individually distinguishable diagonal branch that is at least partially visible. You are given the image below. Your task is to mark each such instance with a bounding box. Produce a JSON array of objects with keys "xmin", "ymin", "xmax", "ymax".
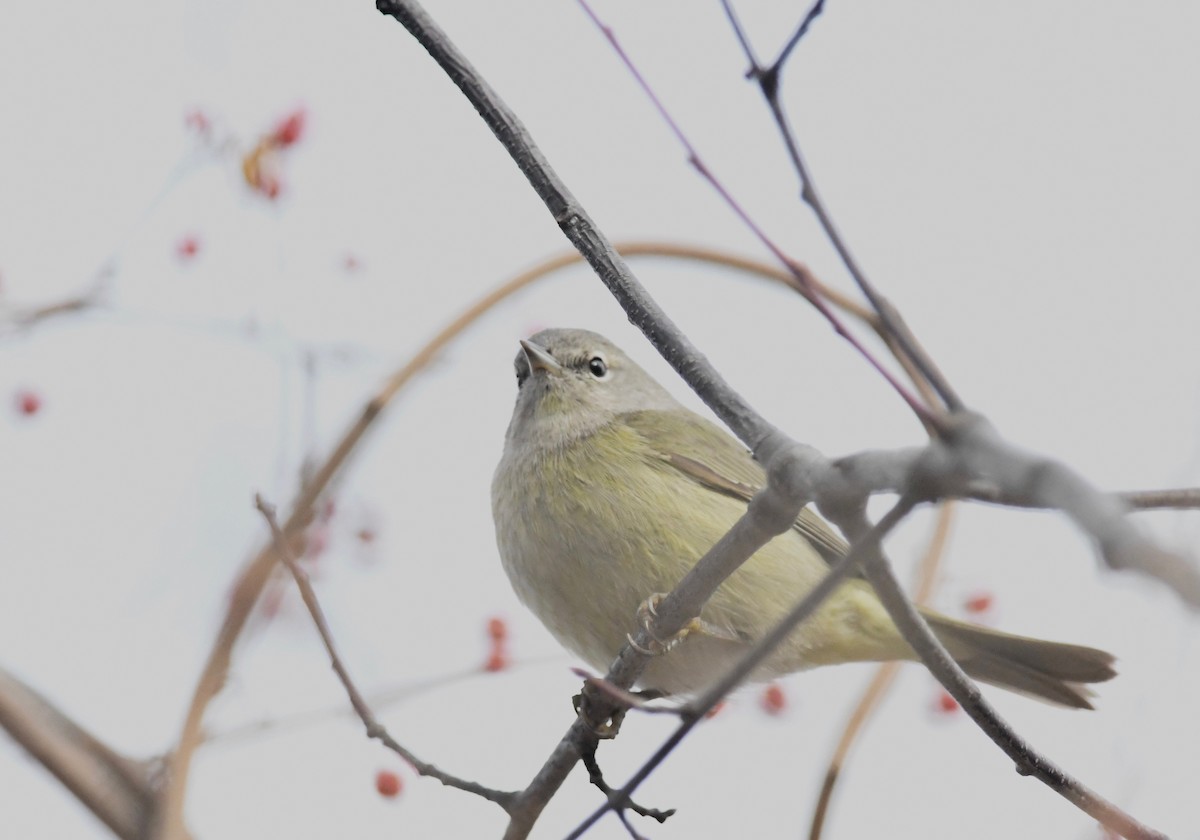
[
  {"xmin": 0, "ymin": 665, "xmax": 170, "ymax": 840},
  {"xmin": 838, "ymin": 508, "xmax": 1167, "ymax": 840}
]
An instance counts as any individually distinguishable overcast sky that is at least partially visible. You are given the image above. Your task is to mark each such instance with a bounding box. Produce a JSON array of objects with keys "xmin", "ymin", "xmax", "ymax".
[{"xmin": 2, "ymin": 3, "xmax": 1198, "ymax": 839}]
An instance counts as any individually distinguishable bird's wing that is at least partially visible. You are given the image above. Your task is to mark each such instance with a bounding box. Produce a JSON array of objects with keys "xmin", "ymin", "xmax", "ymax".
[{"xmin": 620, "ymin": 409, "xmax": 851, "ymax": 566}]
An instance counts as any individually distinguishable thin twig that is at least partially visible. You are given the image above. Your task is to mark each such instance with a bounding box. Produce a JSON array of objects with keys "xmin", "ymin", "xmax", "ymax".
[
  {"xmin": 156, "ymin": 251, "xmax": 591, "ymax": 839},
  {"xmin": 720, "ymin": 0, "xmax": 965, "ymax": 414},
  {"xmin": 254, "ymin": 495, "xmax": 517, "ymax": 809},
  {"xmin": 207, "ymin": 655, "xmax": 564, "ymax": 747},
  {"xmin": 1122, "ymin": 488, "xmax": 1200, "ymax": 510},
  {"xmin": 808, "ymin": 502, "xmax": 954, "ymax": 840}
]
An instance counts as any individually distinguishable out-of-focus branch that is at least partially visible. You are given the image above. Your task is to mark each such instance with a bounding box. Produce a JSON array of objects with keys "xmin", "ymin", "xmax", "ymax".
[
  {"xmin": 808, "ymin": 502, "xmax": 954, "ymax": 840},
  {"xmin": 0, "ymin": 666, "xmax": 173, "ymax": 840},
  {"xmin": 254, "ymin": 496, "xmax": 517, "ymax": 809},
  {"xmin": 854, "ymin": 528, "xmax": 1167, "ymax": 840},
  {"xmin": 0, "ymin": 282, "xmax": 106, "ymax": 337}
]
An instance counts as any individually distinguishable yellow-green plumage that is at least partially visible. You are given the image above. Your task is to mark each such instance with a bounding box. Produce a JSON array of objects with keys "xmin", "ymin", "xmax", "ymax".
[{"xmin": 493, "ymin": 329, "xmax": 1115, "ymax": 706}]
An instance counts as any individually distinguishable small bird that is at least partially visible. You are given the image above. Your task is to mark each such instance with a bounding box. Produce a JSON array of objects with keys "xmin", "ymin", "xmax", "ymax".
[{"xmin": 492, "ymin": 328, "xmax": 1115, "ymax": 706}]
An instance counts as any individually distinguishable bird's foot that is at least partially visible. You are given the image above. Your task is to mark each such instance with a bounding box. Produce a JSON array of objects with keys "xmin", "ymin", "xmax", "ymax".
[{"xmin": 628, "ymin": 593, "xmax": 740, "ymax": 656}]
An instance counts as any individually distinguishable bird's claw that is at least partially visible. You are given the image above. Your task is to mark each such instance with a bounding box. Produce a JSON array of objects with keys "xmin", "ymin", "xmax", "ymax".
[{"xmin": 631, "ymin": 592, "xmax": 715, "ymax": 656}]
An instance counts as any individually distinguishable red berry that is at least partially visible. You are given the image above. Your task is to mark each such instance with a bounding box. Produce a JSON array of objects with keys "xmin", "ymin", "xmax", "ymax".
[
  {"xmin": 486, "ymin": 616, "xmax": 508, "ymax": 643},
  {"xmin": 375, "ymin": 770, "xmax": 402, "ymax": 799},
  {"xmin": 259, "ymin": 173, "xmax": 282, "ymax": 199},
  {"xmin": 342, "ymin": 253, "xmax": 361, "ymax": 272},
  {"xmin": 184, "ymin": 109, "xmax": 211, "ymax": 135},
  {"xmin": 272, "ymin": 108, "xmax": 306, "ymax": 147},
  {"xmin": 704, "ymin": 700, "xmax": 727, "ymax": 720},
  {"xmin": 176, "ymin": 235, "xmax": 201, "ymax": 260},
  {"xmin": 963, "ymin": 591, "xmax": 994, "ymax": 614},
  {"xmin": 14, "ymin": 390, "xmax": 41, "ymax": 416},
  {"xmin": 934, "ymin": 690, "xmax": 959, "ymax": 715},
  {"xmin": 760, "ymin": 683, "xmax": 786, "ymax": 716},
  {"xmin": 355, "ymin": 528, "xmax": 376, "ymax": 544},
  {"xmin": 483, "ymin": 645, "xmax": 509, "ymax": 672}
]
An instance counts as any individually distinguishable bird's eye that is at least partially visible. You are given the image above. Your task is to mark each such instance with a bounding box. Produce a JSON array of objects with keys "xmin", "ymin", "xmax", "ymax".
[{"xmin": 587, "ymin": 356, "xmax": 608, "ymax": 379}]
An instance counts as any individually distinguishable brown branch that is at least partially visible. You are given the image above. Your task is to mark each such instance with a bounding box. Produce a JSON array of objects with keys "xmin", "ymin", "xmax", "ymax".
[
  {"xmin": 0, "ymin": 284, "xmax": 105, "ymax": 337},
  {"xmin": 254, "ymin": 496, "xmax": 517, "ymax": 809},
  {"xmin": 0, "ymin": 665, "xmax": 171, "ymax": 840},
  {"xmin": 808, "ymin": 502, "xmax": 955, "ymax": 840},
  {"xmin": 1122, "ymin": 488, "xmax": 1200, "ymax": 510}
]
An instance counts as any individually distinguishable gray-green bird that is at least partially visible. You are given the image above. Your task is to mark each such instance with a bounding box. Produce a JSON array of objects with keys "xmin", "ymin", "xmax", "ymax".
[{"xmin": 492, "ymin": 328, "xmax": 1115, "ymax": 707}]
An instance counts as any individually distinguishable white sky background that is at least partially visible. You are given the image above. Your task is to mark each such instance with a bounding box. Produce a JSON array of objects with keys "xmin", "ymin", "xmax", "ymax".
[{"xmin": 2, "ymin": 2, "xmax": 1198, "ymax": 838}]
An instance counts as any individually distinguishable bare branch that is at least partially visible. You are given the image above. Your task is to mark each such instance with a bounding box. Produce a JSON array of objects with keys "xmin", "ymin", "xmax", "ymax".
[
  {"xmin": 0, "ymin": 282, "xmax": 105, "ymax": 337},
  {"xmin": 254, "ymin": 495, "xmax": 517, "ymax": 809},
  {"xmin": 0, "ymin": 665, "xmax": 167, "ymax": 840},
  {"xmin": 721, "ymin": 0, "xmax": 966, "ymax": 413},
  {"xmin": 1121, "ymin": 488, "xmax": 1200, "ymax": 510},
  {"xmin": 829, "ymin": 427, "xmax": 1200, "ymax": 608}
]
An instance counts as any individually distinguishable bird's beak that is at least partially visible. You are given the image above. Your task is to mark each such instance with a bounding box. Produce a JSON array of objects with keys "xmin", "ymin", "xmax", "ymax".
[{"xmin": 519, "ymin": 339, "xmax": 562, "ymax": 374}]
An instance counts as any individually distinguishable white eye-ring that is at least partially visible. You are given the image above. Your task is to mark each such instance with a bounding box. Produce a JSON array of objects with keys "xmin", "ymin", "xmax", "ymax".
[{"xmin": 587, "ymin": 355, "xmax": 609, "ymax": 379}]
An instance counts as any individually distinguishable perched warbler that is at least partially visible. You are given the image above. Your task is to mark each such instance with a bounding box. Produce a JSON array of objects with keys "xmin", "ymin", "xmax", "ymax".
[{"xmin": 492, "ymin": 328, "xmax": 1115, "ymax": 706}]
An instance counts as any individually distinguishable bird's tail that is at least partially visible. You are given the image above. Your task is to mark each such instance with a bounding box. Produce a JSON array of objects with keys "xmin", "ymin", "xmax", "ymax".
[{"xmin": 924, "ymin": 613, "xmax": 1117, "ymax": 709}]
